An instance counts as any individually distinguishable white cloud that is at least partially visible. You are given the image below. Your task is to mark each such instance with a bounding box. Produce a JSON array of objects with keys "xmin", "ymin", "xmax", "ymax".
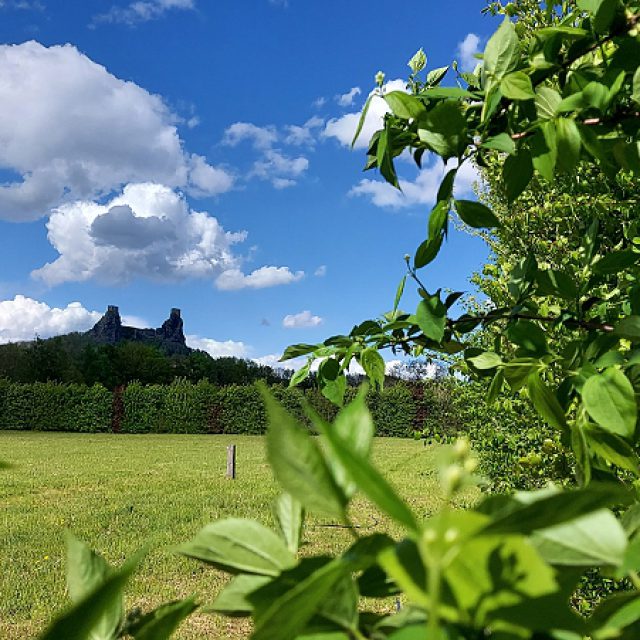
[
  {"xmin": 314, "ymin": 265, "xmax": 327, "ymax": 277},
  {"xmin": 31, "ymin": 182, "xmax": 247, "ymax": 286},
  {"xmin": 336, "ymin": 86, "xmax": 361, "ymax": 107},
  {"xmin": 349, "ymin": 158, "xmax": 478, "ymax": 209},
  {"xmin": 0, "ymin": 41, "xmax": 232, "ymax": 222},
  {"xmin": 186, "ymin": 335, "xmax": 249, "ymax": 358},
  {"xmin": 324, "ymin": 79, "xmax": 407, "ymax": 149},
  {"xmin": 216, "ymin": 266, "xmax": 304, "ymax": 291},
  {"xmin": 282, "ymin": 310, "xmax": 323, "ymax": 329},
  {"xmin": 222, "ymin": 119, "xmax": 319, "ymax": 189},
  {"xmin": 0, "ymin": 1, "xmax": 44, "ymax": 9},
  {"xmin": 92, "ymin": 0, "xmax": 195, "ymax": 26},
  {"xmin": 457, "ymin": 33, "xmax": 481, "ymax": 71},
  {"xmin": 313, "ymin": 96, "xmax": 326, "ymax": 109},
  {"xmin": 121, "ymin": 314, "xmax": 149, "ymax": 328},
  {"xmin": 222, "ymin": 122, "xmax": 278, "ymax": 150},
  {"xmin": 0, "ymin": 296, "xmax": 100, "ymax": 343}
]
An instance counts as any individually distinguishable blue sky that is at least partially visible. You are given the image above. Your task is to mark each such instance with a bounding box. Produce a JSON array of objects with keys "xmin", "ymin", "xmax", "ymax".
[{"xmin": 0, "ymin": 0, "xmax": 497, "ymax": 366}]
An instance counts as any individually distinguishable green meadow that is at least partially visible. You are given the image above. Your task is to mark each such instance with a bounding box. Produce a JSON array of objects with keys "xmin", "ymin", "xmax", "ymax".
[{"xmin": 0, "ymin": 432, "xmax": 469, "ymax": 639}]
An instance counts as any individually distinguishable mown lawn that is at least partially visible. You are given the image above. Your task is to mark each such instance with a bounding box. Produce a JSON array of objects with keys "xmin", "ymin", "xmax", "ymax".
[{"xmin": 0, "ymin": 431, "xmax": 473, "ymax": 639}]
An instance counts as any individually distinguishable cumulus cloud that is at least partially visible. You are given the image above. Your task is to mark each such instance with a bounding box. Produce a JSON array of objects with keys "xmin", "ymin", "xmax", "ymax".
[
  {"xmin": 457, "ymin": 33, "xmax": 481, "ymax": 71},
  {"xmin": 222, "ymin": 118, "xmax": 322, "ymax": 188},
  {"xmin": 186, "ymin": 335, "xmax": 249, "ymax": 358},
  {"xmin": 0, "ymin": 295, "xmax": 100, "ymax": 343},
  {"xmin": 324, "ymin": 79, "xmax": 407, "ymax": 149},
  {"xmin": 92, "ymin": 0, "xmax": 195, "ymax": 26},
  {"xmin": 282, "ymin": 310, "xmax": 323, "ymax": 329},
  {"xmin": 349, "ymin": 158, "xmax": 478, "ymax": 209},
  {"xmin": 0, "ymin": 41, "xmax": 232, "ymax": 221},
  {"xmin": 336, "ymin": 87, "xmax": 361, "ymax": 107},
  {"xmin": 28, "ymin": 182, "xmax": 288, "ymax": 289},
  {"xmin": 216, "ymin": 266, "xmax": 304, "ymax": 291}
]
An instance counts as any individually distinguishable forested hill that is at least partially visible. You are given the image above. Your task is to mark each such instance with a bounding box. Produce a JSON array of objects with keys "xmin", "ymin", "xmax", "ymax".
[{"xmin": 0, "ymin": 332, "xmax": 291, "ymax": 389}]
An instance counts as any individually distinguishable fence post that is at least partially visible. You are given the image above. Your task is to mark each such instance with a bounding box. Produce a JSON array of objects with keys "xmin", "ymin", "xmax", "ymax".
[{"xmin": 226, "ymin": 444, "xmax": 236, "ymax": 479}]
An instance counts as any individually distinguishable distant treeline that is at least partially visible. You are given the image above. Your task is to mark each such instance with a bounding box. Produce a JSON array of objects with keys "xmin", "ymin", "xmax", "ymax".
[{"xmin": 0, "ymin": 334, "xmax": 291, "ymax": 388}]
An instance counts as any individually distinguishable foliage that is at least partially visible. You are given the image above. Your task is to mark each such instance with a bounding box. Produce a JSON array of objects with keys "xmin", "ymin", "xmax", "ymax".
[{"xmin": 0, "ymin": 335, "xmax": 290, "ymax": 389}]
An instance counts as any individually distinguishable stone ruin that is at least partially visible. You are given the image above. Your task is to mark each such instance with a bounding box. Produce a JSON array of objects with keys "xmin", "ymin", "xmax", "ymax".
[{"xmin": 87, "ymin": 305, "xmax": 191, "ymax": 355}]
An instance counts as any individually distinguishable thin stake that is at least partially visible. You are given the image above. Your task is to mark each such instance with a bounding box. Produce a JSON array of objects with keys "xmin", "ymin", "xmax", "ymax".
[{"xmin": 226, "ymin": 444, "xmax": 236, "ymax": 479}]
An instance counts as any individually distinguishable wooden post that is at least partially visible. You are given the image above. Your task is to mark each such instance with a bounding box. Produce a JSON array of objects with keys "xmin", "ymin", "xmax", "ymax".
[{"xmin": 226, "ymin": 444, "xmax": 236, "ymax": 479}]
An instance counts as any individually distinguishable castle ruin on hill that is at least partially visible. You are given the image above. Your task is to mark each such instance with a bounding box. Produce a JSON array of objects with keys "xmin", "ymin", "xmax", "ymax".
[{"xmin": 87, "ymin": 305, "xmax": 191, "ymax": 355}]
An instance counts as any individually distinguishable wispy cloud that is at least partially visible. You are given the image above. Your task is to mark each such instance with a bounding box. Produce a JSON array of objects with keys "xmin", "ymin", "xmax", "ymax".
[{"xmin": 92, "ymin": 0, "xmax": 196, "ymax": 27}]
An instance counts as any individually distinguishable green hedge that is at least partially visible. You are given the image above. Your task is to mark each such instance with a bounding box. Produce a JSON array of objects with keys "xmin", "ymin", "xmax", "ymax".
[
  {"xmin": 0, "ymin": 378, "xmax": 429, "ymax": 436},
  {"xmin": 0, "ymin": 381, "xmax": 112, "ymax": 433}
]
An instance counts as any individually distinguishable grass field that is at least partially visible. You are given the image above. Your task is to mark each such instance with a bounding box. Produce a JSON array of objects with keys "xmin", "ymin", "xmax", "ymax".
[{"xmin": 0, "ymin": 431, "xmax": 473, "ymax": 639}]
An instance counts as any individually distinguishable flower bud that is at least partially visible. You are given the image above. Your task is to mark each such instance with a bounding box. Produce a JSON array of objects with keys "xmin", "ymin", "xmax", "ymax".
[
  {"xmin": 375, "ymin": 71, "xmax": 386, "ymax": 87},
  {"xmin": 463, "ymin": 457, "xmax": 478, "ymax": 473},
  {"xmin": 442, "ymin": 464, "xmax": 463, "ymax": 493},
  {"xmin": 453, "ymin": 437, "xmax": 470, "ymax": 460},
  {"xmin": 444, "ymin": 528, "xmax": 459, "ymax": 544}
]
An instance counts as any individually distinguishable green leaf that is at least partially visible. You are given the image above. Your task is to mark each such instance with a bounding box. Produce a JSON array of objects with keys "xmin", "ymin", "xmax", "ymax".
[
  {"xmin": 633, "ymin": 66, "xmax": 640, "ymax": 105},
  {"xmin": 592, "ymin": 249, "xmax": 639, "ymax": 274},
  {"xmin": 273, "ymin": 493, "xmax": 304, "ymax": 554},
  {"xmin": 392, "ymin": 275, "xmax": 405, "ymax": 314},
  {"xmin": 593, "ymin": 0, "xmax": 620, "ymax": 33},
  {"xmin": 426, "ymin": 65, "xmax": 449, "ymax": 86},
  {"xmin": 415, "ymin": 294, "xmax": 446, "ymax": 343},
  {"xmin": 249, "ymin": 558, "xmax": 347, "ymax": 640},
  {"xmin": 178, "ymin": 518, "xmax": 295, "ymax": 576},
  {"xmin": 316, "ymin": 389, "xmax": 376, "ymax": 499},
  {"xmin": 205, "ymin": 574, "xmax": 271, "ymax": 617},
  {"xmin": 556, "ymin": 118, "xmax": 581, "ymax": 173},
  {"xmin": 482, "ymin": 133, "xmax": 516, "ymax": 155},
  {"xmin": 360, "ymin": 348, "xmax": 385, "ymax": 390},
  {"xmin": 383, "ymin": 91, "xmax": 425, "ymax": 120},
  {"xmin": 376, "ymin": 125, "xmax": 399, "ymax": 189},
  {"xmin": 260, "ymin": 385, "xmax": 347, "ymax": 517},
  {"xmin": 417, "ymin": 101, "xmax": 467, "ymax": 159},
  {"xmin": 436, "ymin": 168, "xmax": 457, "ymax": 202},
  {"xmin": 536, "ymin": 269, "xmax": 578, "ymax": 299},
  {"xmin": 407, "ymin": 47, "xmax": 427, "ymax": 74},
  {"xmin": 584, "ymin": 425, "xmax": 640, "ymax": 475},
  {"xmin": 615, "ymin": 316, "xmax": 640, "ymax": 341},
  {"xmin": 40, "ymin": 553, "xmax": 141, "ymax": 640},
  {"xmin": 531, "ymin": 121, "xmax": 557, "ymax": 181},
  {"xmin": 317, "ymin": 418, "xmax": 420, "ymax": 533},
  {"xmin": 316, "ymin": 574, "xmax": 359, "ymax": 631},
  {"xmin": 321, "ymin": 374, "xmax": 347, "ymax": 407},
  {"xmin": 483, "ymin": 17, "xmax": 520, "ymax": 81},
  {"xmin": 502, "ymin": 149, "xmax": 533, "ymax": 202},
  {"xmin": 131, "ymin": 598, "xmax": 198, "ymax": 640},
  {"xmin": 351, "ymin": 94, "xmax": 372, "ymax": 148},
  {"xmin": 281, "ymin": 344, "xmax": 317, "ymax": 361},
  {"xmin": 532, "ymin": 508, "xmax": 627, "ymax": 567},
  {"xmin": 479, "ymin": 484, "xmax": 632, "ymax": 535},
  {"xmin": 414, "ymin": 200, "xmax": 448, "ymax": 268},
  {"xmin": 507, "ymin": 320, "xmax": 548, "ymax": 356},
  {"xmin": 467, "ymin": 351, "xmax": 502, "ymax": 370},
  {"xmin": 527, "ymin": 372, "xmax": 567, "ymax": 432},
  {"xmin": 582, "ymin": 368, "xmax": 637, "ymax": 438},
  {"xmin": 454, "ymin": 200, "xmax": 500, "ymax": 229},
  {"xmin": 535, "ymin": 86, "xmax": 562, "ymax": 120},
  {"xmin": 289, "ymin": 361, "xmax": 311, "ymax": 388},
  {"xmin": 500, "ymin": 71, "xmax": 535, "ymax": 100},
  {"xmin": 65, "ymin": 534, "xmax": 120, "ymax": 640}
]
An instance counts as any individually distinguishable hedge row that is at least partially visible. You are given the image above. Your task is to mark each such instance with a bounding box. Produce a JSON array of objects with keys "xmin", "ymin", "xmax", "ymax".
[{"xmin": 0, "ymin": 379, "xmax": 418, "ymax": 436}]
